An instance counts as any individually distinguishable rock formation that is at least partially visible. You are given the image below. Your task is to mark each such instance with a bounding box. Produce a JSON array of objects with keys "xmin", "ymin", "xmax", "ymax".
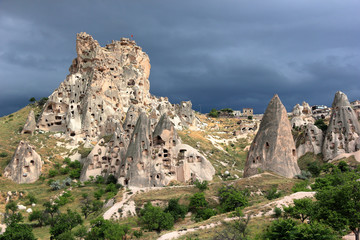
[
  {"xmin": 322, "ymin": 91, "xmax": 360, "ymax": 161},
  {"xmin": 21, "ymin": 110, "xmax": 36, "ymax": 134},
  {"xmin": 4, "ymin": 141, "xmax": 42, "ymax": 184},
  {"xmin": 37, "ymin": 33, "xmax": 197, "ymax": 139},
  {"xmin": 80, "ymin": 113, "xmax": 215, "ymax": 187},
  {"xmin": 244, "ymin": 94, "xmax": 300, "ymax": 178},
  {"xmin": 296, "ymin": 123, "xmax": 323, "ymax": 158},
  {"xmin": 291, "ymin": 101, "xmax": 314, "ymax": 128}
]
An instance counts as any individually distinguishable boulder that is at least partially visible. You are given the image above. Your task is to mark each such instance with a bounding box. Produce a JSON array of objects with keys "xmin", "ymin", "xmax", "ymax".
[
  {"xmin": 244, "ymin": 94, "xmax": 300, "ymax": 178},
  {"xmin": 322, "ymin": 91, "xmax": 360, "ymax": 161},
  {"xmin": 21, "ymin": 110, "xmax": 36, "ymax": 134},
  {"xmin": 4, "ymin": 141, "xmax": 42, "ymax": 184}
]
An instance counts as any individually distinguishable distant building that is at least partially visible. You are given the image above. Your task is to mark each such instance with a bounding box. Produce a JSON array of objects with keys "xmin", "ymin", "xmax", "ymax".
[
  {"xmin": 351, "ymin": 100, "xmax": 360, "ymax": 119},
  {"xmin": 233, "ymin": 110, "xmax": 241, "ymax": 117},
  {"xmin": 242, "ymin": 108, "xmax": 253, "ymax": 116}
]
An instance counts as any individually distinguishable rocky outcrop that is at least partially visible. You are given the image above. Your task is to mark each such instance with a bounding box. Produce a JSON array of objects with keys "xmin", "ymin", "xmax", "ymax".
[
  {"xmin": 80, "ymin": 113, "xmax": 215, "ymax": 187},
  {"xmin": 37, "ymin": 33, "xmax": 197, "ymax": 139},
  {"xmin": 21, "ymin": 110, "xmax": 36, "ymax": 134},
  {"xmin": 296, "ymin": 123, "xmax": 323, "ymax": 158},
  {"xmin": 244, "ymin": 94, "xmax": 300, "ymax": 178},
  {"xmin": 322, "ymin": 91, "xmax": 360, "ymax": 161},
  {"xmin": 291, "ymin": 101, "xmax": 314, "ymax": 128},
  {"xmin": 4, "ymin": 141, "xmax": 42, "ymax": 184}
]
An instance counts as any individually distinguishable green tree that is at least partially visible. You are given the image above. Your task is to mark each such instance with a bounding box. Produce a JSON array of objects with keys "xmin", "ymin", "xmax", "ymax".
[
  {"xmin": 188, "ymin": 192, "xmax": 216, "ymax": 221},
  {"xmin": 4, "ymin": 201, "xmax": 23, "ymax": 226},
  {"xmin": 213, "ymin": 208, "xmax": 250, "ymax": 240},
  {"xmin": 314, "ymin": 179, "xmax": 360, "ymax": 239},
  {"xmin": 292, "ymin": 222, "xmax": 339, "ymax": 240},
  {"xmin": 50, "ymin": 209, "xmax": 83, "ymax": 239},
  {"xmin": 283, "ymin": 198, "xmax": 314, "ymax": 223},
  {"xmin": 265, "ymin": 185, "xmax": 282, "ymax": 200},
  {"xmin": 262, "ymin": 218, "xmax": 297, "ymax": 240},
  {"xmin": 0, "ymin": 223, "xmax": 36, "ymax": 240},
  {"xmin": 28, "ymin": 209, "xmax": 47, "ymax": 226},
  {"xmin": 81, "ymin": 193, "xmax": 104, "ymax": 219},
  {"xmin": 209, "ymin": 108, "xmax": 219, "ymax": 118},
  {"xmin": 218, "ymin": 186, "xmax": 248, "ymax": 213},
  {"xmin": 43, "ymin": 201, "xmax": 59, "ymax": 225},
  {"xmin": 29, "ymin": 97, "xmax": 36, "ymax": 103},
  {"xmin": 38, "ymin": 97, "xmax": 48, "ymax": 106},
  {"xmin": 139, "ymin": 202, "xmax": 174, "ymax": 232},
  {"xmin": 164, "ymin": 198, "xmax": 187, "ymax": 222},
  {"xmin": 86, "ymin": 217, "xmax": 129, "ymax": 240}
]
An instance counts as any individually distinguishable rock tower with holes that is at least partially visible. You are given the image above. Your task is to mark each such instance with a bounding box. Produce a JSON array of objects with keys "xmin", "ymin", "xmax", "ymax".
[
  {"xmin": 322, "ymin": 91, "xmax": 360, "ymax": 161},
  {"xmin": 244, "ymin": 94, "xmax": 300, "ymax": 178}
]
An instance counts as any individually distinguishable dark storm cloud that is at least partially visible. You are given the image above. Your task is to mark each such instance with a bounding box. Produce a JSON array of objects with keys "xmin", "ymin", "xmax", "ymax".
[{"xmin": 0, "ymin": 0, "xmax": 359, "ymax": 116}]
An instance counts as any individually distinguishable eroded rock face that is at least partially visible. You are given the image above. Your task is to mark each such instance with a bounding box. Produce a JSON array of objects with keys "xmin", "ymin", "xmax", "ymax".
[
  {"xmin": 322, "ymin": 91, "xmax": 360, "ymax": 161},
  {"xmin": 80, "ymin": 113, "xmax": 215, "ymax": 187},
  {"xmin": 37, "ymin": 33, "xmax": 197, "ymax": 139},
  {"xmin": 296, "ymin": 123, "xmax": 324, "ymax": 158},
  {"xmin": 21, "ymin": 110, "xmax": 36, "ymax": 135},
  {"xmin": 291, "ymin": 101, "xmax": 314, "ymax": 128},
  {"xmin": 244, "ymin": 94, "xmax": 300, "ymax": 178},
  {"xmin": 4, "ymin": 141, "xmax": 42, "ymax": 184}
]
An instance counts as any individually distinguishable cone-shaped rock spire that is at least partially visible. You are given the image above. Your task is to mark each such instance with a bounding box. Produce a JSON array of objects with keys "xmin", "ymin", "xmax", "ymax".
[
  {"xmin": 322, "ymin": 91, "xmax": 360, "ymax": 160},
  {"xmin": 244, "ymin": 94, "xmax": 300, "ymax": 178}
]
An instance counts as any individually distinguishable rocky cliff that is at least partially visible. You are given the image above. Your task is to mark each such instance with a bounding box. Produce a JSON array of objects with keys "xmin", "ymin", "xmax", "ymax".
[
  {"xmin": 244, "ymin": 94, "xmax": 300, "ymax": 178},
  {"xmin": 37, "ymin": 33, "xmax": 197, "ymax": 139}
]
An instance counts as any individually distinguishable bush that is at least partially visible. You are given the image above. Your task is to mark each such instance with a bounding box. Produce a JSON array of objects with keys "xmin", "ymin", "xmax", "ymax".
[
  {"xmin": 87, "ymin": 217, "xmax": 130, "ymax": 240},
  {"xmin": 0, "ymin": 152, "xmax": 8, "ymax": 158},
  {"xmin": 273, "ymin": 207, "xmax": 282, "ymax": 218},
  {"xmin": 38, "ymin": 97, "xmax": 48, "ymax": 106},
  {"xmin": 140, "ymin": 202, "xmax": 174, "ymax": 232},
  {"xmin": 48, "ymin": 169, "xmax": 58, "ymax": 178},
  {"xmin": 50, "ymin": 209, "xmax": 82, "ymax": 239},
  {"xmin": 133, "ymin": 230, "xmax": 143, "ymax": 238},
  {"xmin": 247, "ymin": 115, "xmax": 253, "ymax": 120},
  {"xmin": 106, "ymin": 174, "xmax": 118, "ymax": 185},
  {"xmin": 164, "ymin": 198, "xmax": 187, "ymax": 222},
  {"xmin": 188, "ymin": 192, "xmax": 216, "ymax": 222},
  {"xmin": 292, "ymin": 180, "xmax": 311, "ymax": 193},
  {"xmin": 193, "ymin": 179, "xmax": 208, "ymax": 191},
  {"xmin": 265, "ymin": 185, "xmax": 282, "ymax": 200},
  {"xmin": 218, "ymin": 186, "xmax": 248, "ymax": 213},
  {"xmin": 208, "ymin": 108, "xmax": 219, "ymax": 118},
  {"xmin": 295, "ymin": 170, "xmax": 312, "ymax": 180},
  {"xmin": 314, "ymin": 119, "xmax": 327, "ymax": 132},
  {"xmin": 95, "ymin": 176, "xmax": 105, "ymax": 184},
  {"xmin": 69, "ymin": 169, "xmax": 81, "ymax": 179},
  {"xmin": 337, "ymin": 161, "xmax": 350, "ymax": 172},
  {"xmin": 25, "ymin": 193, "xmax": 38, "ymax": 205},
  {"xmin": 50, "ymin": 180, "xmax": 62, "ymax": 191},
  {"xmin": 1, "ymin": 223, "xmax": 36, "ymax": 240},
  {"xmin": 307, "ymin": 162, "xmax": 321, "ymax": 177}
]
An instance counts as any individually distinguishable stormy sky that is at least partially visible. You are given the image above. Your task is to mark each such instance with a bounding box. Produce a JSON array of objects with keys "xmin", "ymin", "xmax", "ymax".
[{"xmin": 0, "ymin": 0, "xmax": 359, "ymax": 116}]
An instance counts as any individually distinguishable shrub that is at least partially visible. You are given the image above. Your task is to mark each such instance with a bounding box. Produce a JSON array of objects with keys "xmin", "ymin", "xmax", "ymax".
[
  {"xmin": 188, "ymin": 192, "xmax": 216, "ymax": 222},
  {"xmin": 292, "ymin": 180, "xmax": 311, "ymax": 193},
  {"xmin": 247, "ymin": 115, "xmax": 253, "ymax": 120},
  {"xmin": 25, "ymin": 193, "xmax": 38, "ymax": 205},
  {"xmin": 337, "ymin": 161, "xmax": 350, "ymax": 172},
  {"xmin": 208, "ymin": 108, "xmax": 219, "ymax": 118},
  {"xmin": 50, "ymin": 180, "xmax": 62, "ymax": 191},
  {"xmin": 106, "ymin": 174, "xmax": 118, "ymax": 185},
  {"xmin": 314, "ymin": 119, "xmax": 327, "ymax": 132},
  {"xmin": 265, "ymin": 185, "xmax": 282, "ymax": 200},
  {"xmin": 133, "ymin": 230, "xmax": 143, "ymax": 238},
  {"xmin": 218, "ymin": 186, "xmax": 248, "ymax": 213},
  {"xmin": 164, "ymin": 198, "xmax": 187, "ymax": 222},
  {"xmin": 295, "ymin": 170, "xmax": 312, "ymax": 180},
  {"xmin": 140, "ymin": 202, "xmax": 174, "ymax": 232},
  {"xmin": 273, "ymin": 207, "xmax": 282, "ymax": 218},
  {"xmin": 193, "ymin": 179, "xmax": 208, "ymax": 191},
  {"xmin": 0, "ymin": 152, "xmax": 8, "ymax": 158},
  {"xmin": 307, "ymin": 162, "xmax": 321, "ymax": 177},
  {"xmin": 48, "ymin": 169, "xmax": 58, "ymax": 178},
  {"xmin": 38, "ymin": 97, "xmax": 48, "ymax": 106},
  {"xmin": 95, "ymin": 175, "xmax": 105, "ymax": 184}
]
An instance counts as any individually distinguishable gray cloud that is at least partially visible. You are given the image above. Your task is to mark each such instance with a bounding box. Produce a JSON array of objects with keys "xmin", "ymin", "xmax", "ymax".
[{"xmin": 0, "ymin": 0, "xmax": 359, "ymax": 116}]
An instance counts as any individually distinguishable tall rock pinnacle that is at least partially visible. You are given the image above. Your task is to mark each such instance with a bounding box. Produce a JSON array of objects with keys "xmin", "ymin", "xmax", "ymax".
[
  {"xmin": 322, "ymin": 91, "xmax": 360, "ymax": 160},
  {"xmin": 244, "ymin": 94, "xmax": 300, "ymax": 178}
]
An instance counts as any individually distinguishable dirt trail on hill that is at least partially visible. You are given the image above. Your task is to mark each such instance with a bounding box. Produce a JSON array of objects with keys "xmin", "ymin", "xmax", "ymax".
[{"xmin": 158, "ymin": 192, "xmax": 316, "ymax": 240}]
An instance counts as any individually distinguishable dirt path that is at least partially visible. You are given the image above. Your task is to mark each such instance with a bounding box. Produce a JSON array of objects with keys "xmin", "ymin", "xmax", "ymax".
[{"xmin": 158, "ymin": 191, "xmax": 316, "ymax": 240}]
